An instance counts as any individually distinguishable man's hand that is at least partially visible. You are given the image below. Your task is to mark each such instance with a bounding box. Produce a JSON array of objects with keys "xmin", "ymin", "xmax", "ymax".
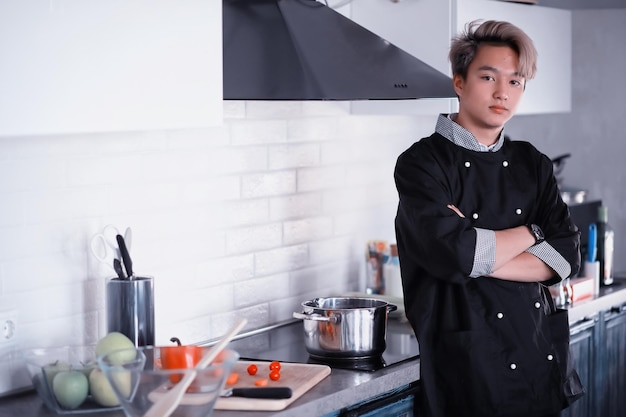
[
  {"xmin": 447, "ymin": 203, "xmax": 552, "ymax": 282},
  {"xmin": 447, "ymin": 204, "xmax": 465, "ymax": 218},
  {"xmin": 490, "ymin": 252, "xmax": 555, "ymax": 282}
]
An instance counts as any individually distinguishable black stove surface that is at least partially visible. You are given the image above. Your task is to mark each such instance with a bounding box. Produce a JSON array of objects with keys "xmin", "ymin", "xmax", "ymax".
[{"xmin": 227, "ymin": 318, "xmax": 419, "ymax": 372}]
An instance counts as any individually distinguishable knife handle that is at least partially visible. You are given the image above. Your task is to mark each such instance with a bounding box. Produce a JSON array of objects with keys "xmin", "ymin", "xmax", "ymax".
[
  {"xmin": 116, "ymin": 234, "xmax": 133, "ymax": 279},
  {"xmin": 232, "ymin": 387, "xmax": 293, "ymax": 399}
]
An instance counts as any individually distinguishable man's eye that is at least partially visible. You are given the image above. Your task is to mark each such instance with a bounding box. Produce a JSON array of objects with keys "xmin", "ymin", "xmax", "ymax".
[
  {"xmin": 481, "ymin": 75, "xmax": 495, "ymax": 81},
  {"xmin": 510, "ymin": 79, "xmax": 523, "ymax": 86}
]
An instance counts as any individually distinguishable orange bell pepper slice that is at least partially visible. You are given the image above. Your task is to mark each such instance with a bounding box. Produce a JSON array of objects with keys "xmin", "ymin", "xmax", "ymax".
[{"xmin": 226, "ymin": 372, "xmax": 240, "ymax": 385}]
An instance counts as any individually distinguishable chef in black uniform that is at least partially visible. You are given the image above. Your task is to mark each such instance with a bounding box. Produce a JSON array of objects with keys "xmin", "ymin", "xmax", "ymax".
[{"xmin": 394, "ymin": 20, "xmax": 584, "ymax": 417}]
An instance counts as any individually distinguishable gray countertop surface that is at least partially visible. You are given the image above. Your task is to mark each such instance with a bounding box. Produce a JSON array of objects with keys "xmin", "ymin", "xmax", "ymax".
[
  {"xmin": 2, "ymin": 279, "xmax": 625, "ymax": 417},
  {"xmin": 565, "ymin": 278, "xmax": 626, "ymax": 323}
]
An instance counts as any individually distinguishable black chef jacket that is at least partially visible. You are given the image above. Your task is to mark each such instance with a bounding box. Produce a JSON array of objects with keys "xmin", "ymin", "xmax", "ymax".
[{"xmin": 394, "ymin": 132, "xmax": 583, "ymax": 417}]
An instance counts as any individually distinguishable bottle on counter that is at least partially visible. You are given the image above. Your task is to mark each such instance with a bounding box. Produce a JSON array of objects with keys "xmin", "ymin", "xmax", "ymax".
[
  {"xmin": 366, "ymin": 240, "xmax": 387, "ymax": 294},
  {"xmin": 383, "ymin": 244, "xmax": 403, "ymax": 299},
  {"xmin": 597, "ymin": 206, "xmax": 615, "ymax": 286}
]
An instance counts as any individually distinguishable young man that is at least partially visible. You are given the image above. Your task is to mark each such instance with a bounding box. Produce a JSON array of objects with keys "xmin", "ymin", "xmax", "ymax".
[{"xmin": 394, "ymin": 20, "xmax": 584, "ymax": 417}]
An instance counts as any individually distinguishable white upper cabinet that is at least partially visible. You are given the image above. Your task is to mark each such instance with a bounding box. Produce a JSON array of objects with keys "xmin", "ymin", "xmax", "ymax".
[
  {"xmin": 350, "ymin": 0, "xmax": 572, "ymax": 115},
  {"xmin": 0, "ymin": 0, "xmax": 222, "ymax": 137},
  {"xmin": 350, "ymin": 0, "xmax": 454, "ymax": 115}
]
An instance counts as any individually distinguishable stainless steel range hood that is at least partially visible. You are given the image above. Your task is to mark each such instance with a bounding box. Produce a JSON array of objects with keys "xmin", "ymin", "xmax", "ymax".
[{"xmin": 223, "ymin": 0, "xmax": 456, "ymax": 101}]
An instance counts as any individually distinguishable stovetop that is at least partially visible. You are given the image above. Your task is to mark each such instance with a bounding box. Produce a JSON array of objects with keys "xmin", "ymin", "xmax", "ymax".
[{"xmin": 226, "ymin": 318, "xmax": 419, "ymax": 372}]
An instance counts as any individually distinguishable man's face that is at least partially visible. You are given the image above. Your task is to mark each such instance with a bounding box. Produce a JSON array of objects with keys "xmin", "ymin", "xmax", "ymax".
[{"xmin": 453, "ymin": 44, "xmax": 525, "ymax": 136}]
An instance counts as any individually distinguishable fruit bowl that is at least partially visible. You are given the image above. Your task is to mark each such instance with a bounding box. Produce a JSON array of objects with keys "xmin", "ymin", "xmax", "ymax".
[
  {"xmin": 24, "ymin": 345, "xmax": 122, "ymax": 414},
  {"xmin": 98, "ymin": 346, "xmax": 239, "ymax": 417}
]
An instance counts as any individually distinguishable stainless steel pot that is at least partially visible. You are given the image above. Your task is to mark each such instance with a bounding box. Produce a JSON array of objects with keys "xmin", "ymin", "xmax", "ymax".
[{"xmin": 292, "ymin": 297, "xmax": 397, "ymax": 359}]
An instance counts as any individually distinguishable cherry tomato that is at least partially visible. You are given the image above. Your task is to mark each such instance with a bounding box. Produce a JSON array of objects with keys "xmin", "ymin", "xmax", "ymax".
[
  {"xmin": 269, "ymin": 370, "xmax": 281, "ymax": 381},
  {"xmin": 254, "ymin": 378, "xmax": 269, "ymax": 387},
  {"xmin": 247, "ymin": 364, "xmax": 258, "ymax": 376},
  {"xmin": 269, "ymin": 361, "xmax": 281, "ymax": 371}
]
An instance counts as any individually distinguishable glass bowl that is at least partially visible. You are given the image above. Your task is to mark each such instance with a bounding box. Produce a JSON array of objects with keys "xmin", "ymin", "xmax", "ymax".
[
  {"xmin": 24, "ymin": 345, "xmax": 122, "ymax": 414},
  {"xmin": 97, "ymin": 346, "xmax": 239, "ymax": 417}
]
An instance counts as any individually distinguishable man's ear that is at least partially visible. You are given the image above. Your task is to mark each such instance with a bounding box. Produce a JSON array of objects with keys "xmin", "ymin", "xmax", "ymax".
[{"xmin": 453, "ymin": 74, "xmax": 464, "ymax": 97}]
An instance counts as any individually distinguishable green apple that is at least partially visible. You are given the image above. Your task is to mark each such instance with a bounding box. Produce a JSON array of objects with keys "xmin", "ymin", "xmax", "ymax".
[
  {"xmin": 52, "ymin": 370, "xmax": 89, "ymax": 409},
  {"xmin": 79, "ymin": 359, "xmax": 97, "ymax": 377},
  {"xmin": 89, "ymin": 367, "xmax": 131, "ymax": 407},
  {"xmin": 95, "ymin": 332, "xmax": 135, "ymax": 365},
  {"xmin": 79, "ymin": 360, "xmax": 97, "ymax": 394},
  {"xmin": 42, "ymin": 361, "xmax": 71, "ymax": 389}
]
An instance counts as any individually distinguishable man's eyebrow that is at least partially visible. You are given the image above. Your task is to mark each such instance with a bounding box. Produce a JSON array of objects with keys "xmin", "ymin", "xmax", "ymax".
[
  {"xmin": 477, "ymin": 65, "xmax": 498, "ymax": 72},
  {"xmin": 476, "ymin": 65, "xmax": 523, "ymax": 77}
]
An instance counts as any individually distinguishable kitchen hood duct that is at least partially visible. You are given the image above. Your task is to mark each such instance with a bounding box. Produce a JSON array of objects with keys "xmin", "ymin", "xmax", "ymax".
[{"xmin": 223, "ymin": 0, "xmax": 456, "ymax": 101}]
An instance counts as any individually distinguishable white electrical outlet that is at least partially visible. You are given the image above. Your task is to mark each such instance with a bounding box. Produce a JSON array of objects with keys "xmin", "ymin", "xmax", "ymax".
[
  {"xmin": 0, "ymin": 310, "xmax": 18, "ymax": 344},
  {"xmin": 0, "ymin": 309, "xmax": 30, "ymax": 397}
]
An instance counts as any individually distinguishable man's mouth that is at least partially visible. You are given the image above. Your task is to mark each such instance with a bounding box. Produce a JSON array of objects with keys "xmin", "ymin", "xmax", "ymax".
[{"xmin": 490, "ymin": 105, "xmax": 508, "ymax": 114}]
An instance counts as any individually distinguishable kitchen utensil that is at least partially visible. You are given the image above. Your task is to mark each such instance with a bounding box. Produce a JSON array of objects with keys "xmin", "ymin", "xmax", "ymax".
[
  {"xmin": 342, "ymin": 292, "xmax": 406, "ymax": 321},
  {"xmin": 214, "ymin": 360, "xmax": 330, "ymax": 411},
  {"xmin": 123, "ymin": 226, "xmax": 132, "ymax": 250},
  {"xmin": 90, "ymin": 225, "xmax": 132, "ymax": 272},
  {"xmin": 551, "ymin": 153, "xmax": 571, "ymax": 180},
  {"xmin": 113, "ymin": 258, "xmax": 126, "ymax": 280},
  {"xmin": 551, "ymin": 154, "xmax": 587, "ymax": 204},
  {"xmin": 106, "ymin": 276, "xmax": 155, "ymax": 347},
  {"xmin": 144, "ymin": 318, "xmax": 247, "ymax": 417},
  {"xmin": 220, "ymin": 387, "xmax": 293, "ymax": 399},
  {"xmin": 588, "ymin": 223, "xmax": 597, "ymax": 263},
  {"xmin": 116, "ymin": 234, "xmax": 134, "ymax": 279},
  {"xmin": 293, "ymin": 297, "xmax": 397, "ymax": 359},
  {"xmin": 228, "ymin": 318, "xmax": 418, "ymax": 372},
  {"xmin": 560, "ymin": 187, "xmax": 587, "ymax": 205}
]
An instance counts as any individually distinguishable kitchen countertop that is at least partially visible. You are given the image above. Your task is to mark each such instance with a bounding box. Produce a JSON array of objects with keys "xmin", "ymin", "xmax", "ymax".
[
  {"xmin": 565, "ymin": 278, "xmax": 626, "ymax": 323},
  {"xmin": 2, "ymin": 278, "xmax": 625, "ymax": 417},
  {"xmin": 0, "ymin": 345, "xmax": 420, "ymax": 417}
]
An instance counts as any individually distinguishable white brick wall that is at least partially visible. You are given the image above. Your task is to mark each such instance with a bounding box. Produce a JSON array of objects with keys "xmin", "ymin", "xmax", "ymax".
[{"xmin": 0, "ymin": 100, "xmax": 436, "ymax": 394}]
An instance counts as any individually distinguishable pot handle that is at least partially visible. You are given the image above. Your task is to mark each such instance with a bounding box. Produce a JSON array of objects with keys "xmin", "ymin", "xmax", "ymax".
[
  {"xmin": 387, "ymin": 303, "xmax": 398, "ymax": 313},
  {"xmin": 292, "ymin": 312, "xmax": 338, "ymax": 323}
]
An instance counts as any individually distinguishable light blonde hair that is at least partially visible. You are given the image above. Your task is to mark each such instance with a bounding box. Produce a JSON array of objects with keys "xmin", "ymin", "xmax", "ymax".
[{"xmin": 449, "ymin": 20, "xmax": 537, "ymax": 80}]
